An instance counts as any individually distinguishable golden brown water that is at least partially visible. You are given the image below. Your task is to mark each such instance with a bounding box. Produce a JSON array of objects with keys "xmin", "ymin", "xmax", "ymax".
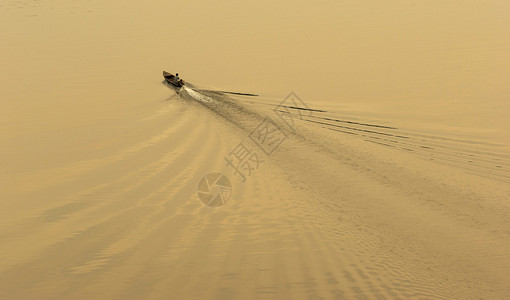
[{"xmin": 1, "ymin": 0, "xmax": 510, "ymax": 299}]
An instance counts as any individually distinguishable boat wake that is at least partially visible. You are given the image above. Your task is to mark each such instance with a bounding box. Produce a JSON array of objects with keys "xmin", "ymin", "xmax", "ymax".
[
  {"xmin": 166, "ymin": 81, "xmax": 510, "ymax": 184},
  {"xmin": 1, "ymin": 77, "xmax": 508, "ymax": 300},
  {"xmin": 157, "ymin": 79, "xmax": 510, "ymax": 298}
]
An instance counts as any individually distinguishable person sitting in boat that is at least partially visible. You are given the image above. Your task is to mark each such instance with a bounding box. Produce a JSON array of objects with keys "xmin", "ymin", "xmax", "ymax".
[{"xmin": 173, "ymin": 73, "xmax": 180, "ymax": 85}]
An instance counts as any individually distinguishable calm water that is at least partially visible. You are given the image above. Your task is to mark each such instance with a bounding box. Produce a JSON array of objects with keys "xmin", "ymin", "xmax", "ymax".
[{"xmin": 2, "ymin": 0, "xmax": 509, "ymax": 131}]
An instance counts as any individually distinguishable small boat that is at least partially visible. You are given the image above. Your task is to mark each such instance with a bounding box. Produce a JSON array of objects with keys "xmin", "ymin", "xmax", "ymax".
[{"xmin": 163, "ymin": 71, "xmax": 184, "ymax": 87}]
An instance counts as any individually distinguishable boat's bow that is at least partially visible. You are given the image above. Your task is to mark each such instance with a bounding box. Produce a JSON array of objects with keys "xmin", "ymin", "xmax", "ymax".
[{"xmin": 163, "ymin": 71, "xmax": 184, "ymax": 87}]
